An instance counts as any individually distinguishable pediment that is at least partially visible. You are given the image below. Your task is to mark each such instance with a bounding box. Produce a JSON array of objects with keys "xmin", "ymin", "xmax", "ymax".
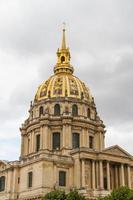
[
  {"xmin": 0, "ymin": 160, "xmax": 8, "ymax": 171},
  {"xmin": 103, "ymin": 145, "xmax": 132, "ymax": 158}
]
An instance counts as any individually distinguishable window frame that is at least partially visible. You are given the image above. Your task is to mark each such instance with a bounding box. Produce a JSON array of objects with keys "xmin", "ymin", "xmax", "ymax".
[
  {"xmin": 0, "ymin": 176, "xmax": 5, "ymax": 192},
  {"xmin": 39, "ymin": 106, "xmax": 44, "ymax": 116},
  {"xmin": 72, "ymin": 133, "xmax": 80, "ymax": 149},
  {"xmin": 89, "ymin": 136, "xmax": 94, "ymax": 149},
  {"xmin": 54, "ymin": 104, "xmax": 60, "ymax": 116},
  {"xmin": 61, "ymin": 56, "xmax": 65, "ymax": 63},
  {"xmin": 72, "ymin": 104, "xmax": 78, "ymax": 116},
  {"xmin": 36, "ymin": 134, "xmax": 40, "ymax": 152},
  {"xmin": 59, "ymin": 171, "xmax": 66, "ymax": 187},
  {"xmin": 28, "ymin": 171, "xmax": 33, "ymax": 188},
  {"xmin": 87, "ymin": 108, "xmax": 91, "ymax": 118},
  {"xmin": 52, "ymin": 132, "xmax": 60, "ymax": 150}
]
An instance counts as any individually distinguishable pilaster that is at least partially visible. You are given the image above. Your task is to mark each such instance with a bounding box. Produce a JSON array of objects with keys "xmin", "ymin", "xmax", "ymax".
[{"xmin": 107, "ymin": 161, "xmax": 110, "ymax": 190}]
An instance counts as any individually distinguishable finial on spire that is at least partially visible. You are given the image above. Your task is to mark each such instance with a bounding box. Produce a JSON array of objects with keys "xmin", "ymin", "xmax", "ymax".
[
  {"xmin": 54, "ymin": 24, "xmax": 74, "ymax": 75},
  {"xmin": 61, "ymin": 22, "xmax": 66, "ymax": 49}
]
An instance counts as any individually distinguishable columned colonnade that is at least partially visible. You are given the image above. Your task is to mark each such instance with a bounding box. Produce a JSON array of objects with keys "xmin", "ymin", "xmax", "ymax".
[{"xmin": 81, "ymin": 159, "xmax": 131, "ymax": 190}]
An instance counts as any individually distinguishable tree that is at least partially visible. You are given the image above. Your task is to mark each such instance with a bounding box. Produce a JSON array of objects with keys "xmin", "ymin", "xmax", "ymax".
[
  {"xmin": 42, "ymin": 190, "xmax": 66, "ymax": 200},
  {"xmin": 98, "ymin": 187, "xmax": 133, "ymax": 200},
  {"xmin": 66, "ymin": 190, "xmax": 85, "ymax": 200},
  {"xmin": 42, "ymin": 189, "xmax": 85, "ymax": 200}
]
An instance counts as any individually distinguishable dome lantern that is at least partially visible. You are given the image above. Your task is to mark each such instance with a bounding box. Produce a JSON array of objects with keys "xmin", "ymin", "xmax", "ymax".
[{"xmin": 54, "ymin": 24, "xmax": 74, "ymax": 75}]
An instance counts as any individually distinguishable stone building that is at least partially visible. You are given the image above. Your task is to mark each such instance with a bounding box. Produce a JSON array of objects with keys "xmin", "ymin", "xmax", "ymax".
[{"xmin": 0, "ymin": 28, "xmax": 133, "ymax": 200}]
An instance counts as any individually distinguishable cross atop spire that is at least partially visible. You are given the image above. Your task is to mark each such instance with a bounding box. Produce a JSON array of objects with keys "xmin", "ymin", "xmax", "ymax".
[{"xmin": 61, "ymin": 22, "xmax": 66, "ymax": 49}]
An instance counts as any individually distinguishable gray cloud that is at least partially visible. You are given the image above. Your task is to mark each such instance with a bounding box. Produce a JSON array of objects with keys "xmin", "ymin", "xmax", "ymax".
[{"xmin": 0, "ymin": 0, "xmax": 133, "ymax": 160}]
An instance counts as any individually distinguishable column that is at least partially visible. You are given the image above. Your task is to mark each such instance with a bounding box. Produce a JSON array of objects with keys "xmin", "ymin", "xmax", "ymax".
[
  {"xmin": 65, "ymin": 124, "xmax": 71, "ymax": 149},
  {"xmin": 81, "ymin": 159, "xmax": 85, "ymax": 188},
  {"xmin": 92, "ymin": 160, "xmax": 96, "ymax": 189},
  {"xmin": 115, "ymin": 165, "xmax": 118, "ymax": 188},
  {"xmin": 62, "ymin": 125, "xmax": 66, "ymax": 147},
  {"xmin": 99, "ymin": 160, "xmax": 103, "ymax": 189},
  {"xmin": 107, "ymin": 161, "xmax": 110, "ymax": 190},
  {"xmin": 31, "ymin": 130, "xmax": 35, "ymax": 152},
  {"xmin": 81, "ymin": 128, "xmax": 87, "ymax": 147},
  {"xmin": 69, "ymin": 168, "xmax": 73, "ymax": 188},
  {"xmin": 120, "ymin": 164, "xmax": 125, "ymax": 186},
  {"xmin": 127, "ymin": 165, "xmax": 131, "ymax": 188},
  {"xmin": 20, "ymin": 135, "xmax": 24, "ymax": 156},
  {"xmin": 43, "ymin": 125, "xmax": 49, "ymax": 149},
  {"xmin": 12, "ymin": 167, "xmax": 18, "ymax": 198},
  {"xmin": 96, "ymin": 161, "xmax": 99, "ymax": 188},
  {"xmin": 99, "ymin": 132, "xmax": 102, "ymax": 151},
  {"xmin": 74, "ymin": 158, "xmax": 81, "ymax": 188},
  {"xmin": 40, "ymin": 126, "xmax": 43, "ymax": 149},
  {"xmin": 24, "ymin": 136, "xmax": 28, "ymax": 156},
  {"xmin": 29, "ymin": 132, "xmax": 32, "ymax": 153},
  {"xmin": 53, "ymin": 164, "xmax": 57, "ymax": 188}
]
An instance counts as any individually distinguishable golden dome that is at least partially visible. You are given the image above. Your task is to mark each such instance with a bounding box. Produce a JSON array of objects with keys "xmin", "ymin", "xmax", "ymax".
[
  {"xmin": 35, "ymin": 73, "xmax": 92, "ymax": 101},
  {"xmin": 35, "ymin": 26, "xmax": 92, "ymax": 102}
]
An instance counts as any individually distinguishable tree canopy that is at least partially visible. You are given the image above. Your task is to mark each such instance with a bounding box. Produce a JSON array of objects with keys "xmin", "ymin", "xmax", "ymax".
[
  {"xmin": 42, "ymin": 189, "xmax": 85, "ymax": 200},
  {"xmin": 98, "ymin": 187, "xmax": 133, "ymax": 200}
]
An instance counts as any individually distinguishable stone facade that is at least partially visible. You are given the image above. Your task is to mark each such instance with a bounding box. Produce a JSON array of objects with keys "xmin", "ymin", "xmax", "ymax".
[{"xmin": 0, "ymin": 28, "xmax": 133, "ymax": 200}]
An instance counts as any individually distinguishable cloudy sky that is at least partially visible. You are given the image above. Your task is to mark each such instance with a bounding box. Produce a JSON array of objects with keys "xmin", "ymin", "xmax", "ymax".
[{"xmin": 0, "ymin": 0, "xmax": 133, "ymax": 160}]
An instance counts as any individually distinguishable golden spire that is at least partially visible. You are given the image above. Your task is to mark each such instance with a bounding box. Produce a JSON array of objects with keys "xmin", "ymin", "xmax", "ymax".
[
  {"xmin": 61, "ymin": 23, "xmax": 66, "ymax": 49},
  {"xmin": 54, "ymin": 24, "xmax": 74, "ymax": 75}
]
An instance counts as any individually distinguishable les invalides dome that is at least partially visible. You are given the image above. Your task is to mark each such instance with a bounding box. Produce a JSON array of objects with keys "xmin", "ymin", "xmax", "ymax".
[
  {"xmin": 0, "ymin": 27, "xmax": 133, "ymax": 200},
  {"xmin": 35, "ymin": 28, "xmax": 92, "ymax": 103}
]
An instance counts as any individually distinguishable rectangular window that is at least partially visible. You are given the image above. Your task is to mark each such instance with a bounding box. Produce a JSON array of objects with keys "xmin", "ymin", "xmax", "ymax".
[
  {"xmin": 72, "ymin": 133, "xmax": 79, "ymax": 149},
  {"xmin": 36, "ymin": 134, "xmax": 40, "ymax": 152},
  {"xmin": 59, "ymin": 171, "xmax": 66, "ymax": 186},
  {"xmin": 18, "ymin": 177, "xmax": 20, "ymax": 184},
  {"xmin": 89, "ymin": 136, "xmax": 94, "ymax": 149},
  {"xmin": 28, "ymin": 172, "xmax": 33, "ymax": 188},
  {"xmin": 0, "ymin": 176, "xmax": 5, "ymax": 192},
  {"xmin": 53, "ymin": 132, "xmax": 60, "ymax": 150}
]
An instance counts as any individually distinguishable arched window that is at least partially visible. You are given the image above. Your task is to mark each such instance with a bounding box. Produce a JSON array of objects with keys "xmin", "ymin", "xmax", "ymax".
[
  {"xmin": 39, "ymin": 106, "xmax": 44, "ymax": 116},
  {"xmin": 61, "ymin": 56, "xmax": 65, "ymax": 63},
  {"xmin": 0, "ymin": 176, "xmax": 5, "ymax": 192},
  {"xmin": 72, "ymin": 133, "xmax": 80, "ymax": 149},
  {"xmin": 72, "ymin": 104, "xmax": 78, "ymax": 116},
  {"xmin": 54, "ymin": 104, "xmax": 60, "ymax": 116},
  {"xmin": 53, "ymin": 132, "xmax": 60, "ymax": 150},
  {"xmin": 87, "ymin": 108, "xmax": 90, "ymax": 118}
]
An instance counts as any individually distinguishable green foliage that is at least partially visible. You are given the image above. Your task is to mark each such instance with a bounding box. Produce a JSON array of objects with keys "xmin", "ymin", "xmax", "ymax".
[
  {"xmin": 98, "ymin": 187, "xmax": 133, "ymax": 200},
  {"xmin": 43, "ymin": 190, "xmax": 66, "ymax": 200},
  {"xmin": 42, "ymin": 189, "xmax": 85, "ymax": 200},
  {"xmin": 66, "ymin": 190, "xmax": 85, "ymax": 200}
]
